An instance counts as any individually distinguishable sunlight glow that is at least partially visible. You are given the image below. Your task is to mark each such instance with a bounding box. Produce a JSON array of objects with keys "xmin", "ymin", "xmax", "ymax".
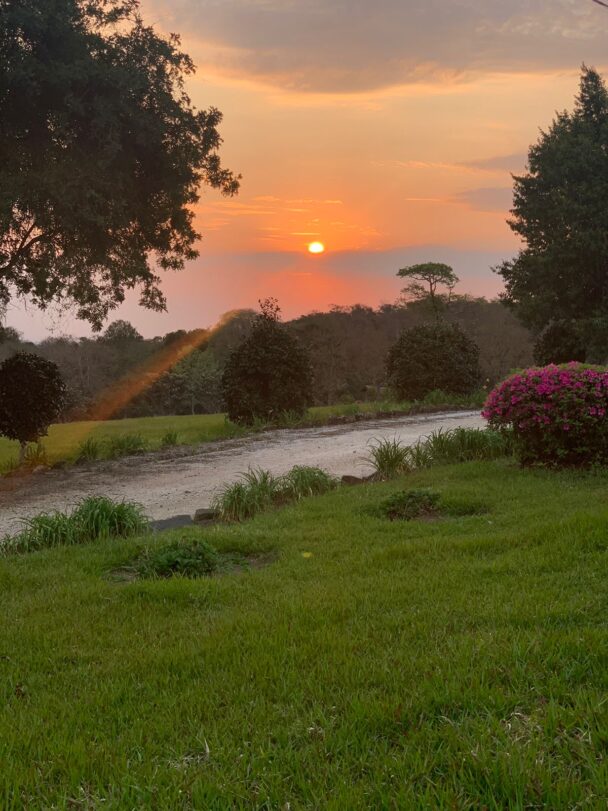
[{"xmin": 308, "ymin": 241, "xmax": 325, "ymax": 254}]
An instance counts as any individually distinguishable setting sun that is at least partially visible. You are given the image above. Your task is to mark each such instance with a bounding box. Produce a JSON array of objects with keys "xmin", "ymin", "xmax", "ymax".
[{"xmin": 308, "ymin": 241, "xmax": 325, "ymax": 254}]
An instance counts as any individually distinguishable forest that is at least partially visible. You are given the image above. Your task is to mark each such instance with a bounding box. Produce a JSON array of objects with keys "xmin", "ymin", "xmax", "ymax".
[{"xmin": 0, "ymin": 296, "xmax": 532, "ymax": 420}]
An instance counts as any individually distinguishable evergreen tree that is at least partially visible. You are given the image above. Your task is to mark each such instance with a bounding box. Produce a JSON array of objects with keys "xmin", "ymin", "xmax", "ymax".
[
  {"xmin": 497, "ymin": 66, "xmax": 608, "ymax": 359},
  {"xmin": 222, "ymin": 299, "xmax": 313, "ymax": 425}
]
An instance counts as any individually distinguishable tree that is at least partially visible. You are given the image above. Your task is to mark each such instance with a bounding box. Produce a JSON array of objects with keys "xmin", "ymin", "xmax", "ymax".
[
  {"xmin": 386, "ymin": 322, "xmax": 481, "ymax": 401},
  {"xmin": 0, "ymin": 0, "xmax": 239, "ymax": 329},
  {"xmin": 102, "ymin": 320, "xmax": 143, "ymax": 344},
  {"xmin": 533, "ymin": 319, "xmax": 587, "ymax": 365},
  {"xmin": 0, "ymin": 352, "xmax": 66, "ymax": 462},
  {"xmin": 496, "ymin": 66, "xmax": 608, "ymax": 358},
  {"xmin": 221, "ymin": 299, "xmax": 313, "ymax": 425},
  {"xmin": 397, "ymin": 263, "xmax": 459, "ymax": 318}
]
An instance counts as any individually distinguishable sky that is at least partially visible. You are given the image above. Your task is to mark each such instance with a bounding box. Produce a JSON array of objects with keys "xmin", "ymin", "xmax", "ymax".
[{"xmin": 7, "ymin": 0, "xmax": 608, "ymax": 340}]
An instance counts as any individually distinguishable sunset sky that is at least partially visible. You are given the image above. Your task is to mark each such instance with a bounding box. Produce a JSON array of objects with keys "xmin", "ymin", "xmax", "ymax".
[{"xmin": 8, "ymin": 0, "xmax": 608, "ymax": 339}]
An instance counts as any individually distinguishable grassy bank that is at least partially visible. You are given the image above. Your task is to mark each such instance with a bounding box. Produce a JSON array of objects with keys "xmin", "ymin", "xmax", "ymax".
[
  {"xmin": 1, "ymin": 460, "xmax": 608, "ymax": 807},
  {"xmin": 0, "ymin": 392, "xmax": 483, "ymax": 471}
]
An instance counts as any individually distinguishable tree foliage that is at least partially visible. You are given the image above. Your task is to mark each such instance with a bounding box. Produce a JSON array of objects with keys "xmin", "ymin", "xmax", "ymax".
[
  {"xmin": 497, "ymin": 66, "xmax": 608, "ymax": 358},
  {"xmin": 533, "ymin": 320, "xmax": 587, "ymax": 366},
  {"xmin": 397, "ymin": 263, "xmax": 459, "ymax": 317},
  {"xmin": 0, "ymin": 0, "xmax": 239, "ymax": 328},
  {"xmin": 386, "ymin": 322, "xmax": 481, "ymax": 401},
  {"xmin": 221, "ymin": 299, "xmax": 313, "ymax": 425},
  {"xmin": 0, "ymin": 352, "xmax": 66, "ymax": 458}
]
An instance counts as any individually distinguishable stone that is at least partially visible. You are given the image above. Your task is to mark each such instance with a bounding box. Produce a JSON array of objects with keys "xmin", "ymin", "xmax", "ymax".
[{"xmin": 193, "ymin": 508, "xmax": 220, "ymax": 523}]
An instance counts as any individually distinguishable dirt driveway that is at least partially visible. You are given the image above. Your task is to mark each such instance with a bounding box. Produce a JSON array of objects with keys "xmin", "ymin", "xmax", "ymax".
[{"xmin": 0, "ymin": 410, "xmax": 483, "ymax": 535}]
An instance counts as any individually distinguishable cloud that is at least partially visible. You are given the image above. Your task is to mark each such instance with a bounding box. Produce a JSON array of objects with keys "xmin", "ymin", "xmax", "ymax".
[
  {"xmin": 455, "ymin": 187, "xmax": 514, "ymax": 212},
  {"xmin": 150, "ymin": 0, "xmax": 608, "ymax": 92},
  {"xmin": 461, "ymin": 153, "xmax": 528, "ymax": 174}
]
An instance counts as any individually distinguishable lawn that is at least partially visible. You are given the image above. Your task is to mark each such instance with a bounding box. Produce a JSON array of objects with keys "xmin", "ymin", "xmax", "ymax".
[
  {"xmin": 1, "ymin": 460, "xmax": 608, "ymax": 808},
  {"xmin": 0, "ymin": 393, "xmax": 482, "ymax": 470}
]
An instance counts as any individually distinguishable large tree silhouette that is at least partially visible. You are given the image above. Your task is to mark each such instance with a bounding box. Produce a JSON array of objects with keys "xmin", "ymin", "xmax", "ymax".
[
  {"xmin": 0, "ymin": 0, "xmax": 239, "ymax": 329},
  {"xmin": 496, "ymin": 66, "xmax": 608, "ymax": 360}
]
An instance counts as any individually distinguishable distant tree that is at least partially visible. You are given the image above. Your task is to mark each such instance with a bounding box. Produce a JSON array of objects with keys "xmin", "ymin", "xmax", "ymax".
[
  {"xmin": 0, "ymin": 352, "xmax": 66, "ymax": 462},
  {"xmin": 497, "ymin": 66, "xmax": 608, "ymax": 358},
  {"xmin": 0, "ymin": 325, "xmax": 20, "ymax": 344},
  {"xmin": 173, "ymin": 349, "xmax": 222, "ymax": 415},
  {"xmin": 397, "ymin": 263, "xmax": 459, "ymax": 318},
  {"xmin": 222, "ymin": 299, "xmax": 313, "ymax": 424},
  {"xmin": 0, "ymin": 0, "xmax": 239, "ymax": 329},
  {"xmin": 533, "ymin": 320, "xmax": 587, "ymax": 365},
  {"xmin": 386, "ymin": 322, "xmax": 481, "ymax": 400},
  {"xmin": 102, "ymin": 320, "xmax": 143, "ymax": 344}
]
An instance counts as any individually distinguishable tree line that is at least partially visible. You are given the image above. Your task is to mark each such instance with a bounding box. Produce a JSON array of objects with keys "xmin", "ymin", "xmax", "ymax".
[{"xmin": 0, "ymin": 293, "xmax": 533, "ymax": 422}]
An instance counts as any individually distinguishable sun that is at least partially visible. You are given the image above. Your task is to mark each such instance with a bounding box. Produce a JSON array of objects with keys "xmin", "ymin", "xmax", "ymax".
[{"xmin": 307, "ymin": 241, "xmax": 325, "ymax": 254}]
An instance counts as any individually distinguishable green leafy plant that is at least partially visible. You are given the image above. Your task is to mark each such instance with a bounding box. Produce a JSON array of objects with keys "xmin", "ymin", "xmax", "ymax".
[
  {"xmin": 373, "ymin": 488, "xmax": 488, "ymax": 521},
  {"xmin": 377, "ymin": 488, "xmax": 442, "ymax": 521},
  {"xmin": 1, "ymin": 497, "xmax": 147, "ymax": 555},
  {"xmin": 135, "ymin": 538, "xmax": 221, "ymax": 579}
]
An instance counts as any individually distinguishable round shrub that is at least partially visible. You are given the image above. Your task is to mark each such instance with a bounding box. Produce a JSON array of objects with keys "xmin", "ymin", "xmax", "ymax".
[
  {"xmin": 483, "ymin": 363, "xmax": 608, "ymax": 467},
  {"xmin": 222, "ymin": 299, "xmax": 313, "ymax": 425},
  {"xmin": 386, "ymin": 322, "xmax": 481, "ymax": 401},
  {"xmin": 377, "ymin": 488, "xmax": 441, "ymax": 521},
  {"xmin": 0, "ymin": 352, "xmax": 66, "ymax": 461},
  {"xmin": 137, "ymin": 538, "xmax": 221, "ymax": 579}
]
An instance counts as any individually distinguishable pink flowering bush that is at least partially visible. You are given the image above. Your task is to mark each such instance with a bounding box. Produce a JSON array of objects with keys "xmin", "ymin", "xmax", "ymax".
[{"xmin": 482, "ymin": 363, "xmax": 608, "ymax": 467}]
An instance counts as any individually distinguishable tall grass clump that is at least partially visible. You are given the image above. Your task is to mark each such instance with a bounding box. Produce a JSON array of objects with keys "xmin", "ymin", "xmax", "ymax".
[
  {"xmin": 22, "ymin": 442, "xmax": 48, "ymax": 468},
  {"xmin": 1, "ymin": 497, "xmax": 148, "ymax": 555},
  {"xmin": 421, "ymin": 427, "xmax": 512, "ymax": 464},
  {"xmin": 71, "ymin": 496, "xmax": 148, "ymax": 541},
  {"xmin": 213, "ymin": 469, "xmax": 280, "ymax": 522},
  {"xmin": 279, "ymin": 466, "xmax": 337, "ymax": 500},
  {"xmin": 160, "ymin": 430, "xmax": 179, "ymax": 448},
  {"xmin": 366, "ymin": 428, "xmax": 513, "ymax": 479},
  {"xmin": 106, "ymin": 433, "xmax": 148, "ymax": 459},
  {"xmin": 76, "ymin": 437, "xmax": 102, "ymax": 462},
  {"xmin": 213, "ymin": 465, "xmax": 337, "ymax": 521},
  {"xmin": 366, "ymin": 437, "xmax": 412, "ymax": 480}
]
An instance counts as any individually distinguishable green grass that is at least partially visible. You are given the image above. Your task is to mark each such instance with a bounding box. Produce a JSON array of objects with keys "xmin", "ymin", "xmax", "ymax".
[
  {"xmin": 0, "ymin": 393, "xmax": 483, "ymax": 471},
  {"xmin": 2, "ymin": 461, "xmax": 608, "ymax": 807}
]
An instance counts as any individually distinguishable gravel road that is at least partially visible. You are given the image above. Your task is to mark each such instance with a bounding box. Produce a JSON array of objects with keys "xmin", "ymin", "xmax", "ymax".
[{"xmin": 0, "ymin": 410, "xmax": 483, "ymax": 535}]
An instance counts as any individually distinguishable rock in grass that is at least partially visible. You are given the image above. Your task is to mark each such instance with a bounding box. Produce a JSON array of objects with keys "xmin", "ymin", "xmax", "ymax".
[
  {"xmin": 193, "ymin": 508, "xmax": 220, "ymax": 523},
  {"xmin": 341, "ymin": 474, "xmax": 378, "ymax": 486}
]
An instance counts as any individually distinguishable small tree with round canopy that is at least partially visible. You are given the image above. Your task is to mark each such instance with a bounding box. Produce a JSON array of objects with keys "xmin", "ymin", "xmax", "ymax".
[
  {"xmin": 386, "ymin": 322, "xmax": 481, "ymax": 401},
  {"xmin": 0, "ymin": 352, "xmax": 67, "ymax": 463}
]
